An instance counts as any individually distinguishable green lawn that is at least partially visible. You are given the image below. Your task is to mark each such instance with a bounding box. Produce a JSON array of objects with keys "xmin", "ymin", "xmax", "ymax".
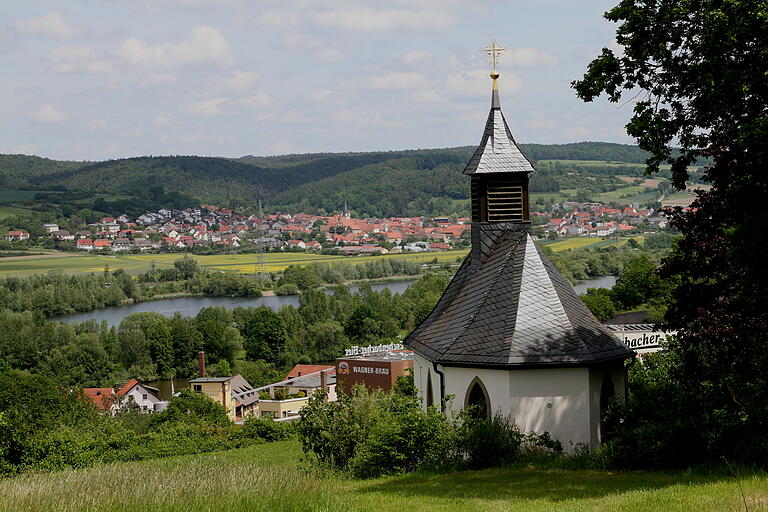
[
  {"xmin": 0, "ymin": 439, "xmax": 764, "ymax": 512},
  {"xmin": 0, "ymin": 250, "xmax": 471, "ymax": 277}
]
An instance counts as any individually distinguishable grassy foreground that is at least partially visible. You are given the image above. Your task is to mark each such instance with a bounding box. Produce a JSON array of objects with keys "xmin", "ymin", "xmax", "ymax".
[
  {"xmin": 0, "ymin": 250, "xmax": 468, "ymax": 277},
  {"xmin": 1, "ymin": 440, "xmax": 765, "ymax": 512}
]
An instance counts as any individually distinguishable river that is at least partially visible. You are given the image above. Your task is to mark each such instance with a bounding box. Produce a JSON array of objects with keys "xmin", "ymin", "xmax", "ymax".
[
  {"xmin": 55, "ymin": 280, "xmax": 415, "ymax": 326},
  {"xmin": 55, "ymin": 275, "xmax": 616, "ymax": 326}
]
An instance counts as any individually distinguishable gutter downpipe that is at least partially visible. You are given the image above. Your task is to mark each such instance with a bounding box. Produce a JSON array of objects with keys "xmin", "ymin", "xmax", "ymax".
[{"xmin": 432, "ymin": 361, "xmax": 446, "ymax": 411}]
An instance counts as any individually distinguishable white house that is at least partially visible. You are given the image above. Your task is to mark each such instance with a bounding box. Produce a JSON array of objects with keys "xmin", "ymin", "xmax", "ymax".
[
  {"xmin": 405, "ymin": 69, "xmax": 633, "ymax": 450},
  {"xmin": 116, "ymin": 378, "xmax": 163, "ymax": 412}
]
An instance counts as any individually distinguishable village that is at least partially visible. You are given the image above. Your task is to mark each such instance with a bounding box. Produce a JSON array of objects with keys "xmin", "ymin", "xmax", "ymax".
[{"xmin": 4, "ymin": 200, "xmax": 668, "ymax": 255}]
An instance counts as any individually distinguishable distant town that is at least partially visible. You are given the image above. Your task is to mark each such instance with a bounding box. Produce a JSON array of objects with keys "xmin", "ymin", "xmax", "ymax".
[{"xmin": 3, "ymin": 199, "xmax": 672, "ymax": 255}]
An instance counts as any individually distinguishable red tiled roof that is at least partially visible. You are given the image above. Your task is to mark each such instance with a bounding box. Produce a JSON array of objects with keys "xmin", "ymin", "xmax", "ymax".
[
  {"xmin": 83, "ymin": 388, "xmax": 115, "ymax": 411},
  {"xmin": 286, "ymin": 364, "xmax": 335, "ymax": 379},
  {"xmin": 116, "ymin": 378, "xmax": 139, "ymax": 397}
]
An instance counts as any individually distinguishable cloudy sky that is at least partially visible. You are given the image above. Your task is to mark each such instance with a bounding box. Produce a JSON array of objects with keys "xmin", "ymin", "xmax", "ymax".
[{"xmin": 1, "ymin": 1, "xmax": 632, "ymax": 161}]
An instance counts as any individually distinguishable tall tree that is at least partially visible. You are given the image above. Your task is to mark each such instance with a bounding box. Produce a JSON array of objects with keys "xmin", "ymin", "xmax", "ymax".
[{"xmin": 574, "ymin": 0, "xmax": 768, "ymax": 462}]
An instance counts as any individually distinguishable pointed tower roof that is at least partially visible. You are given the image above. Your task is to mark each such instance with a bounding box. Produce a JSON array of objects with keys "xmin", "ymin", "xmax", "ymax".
[
  {"xmin": 405, "ymin": 228, "xmax": 632, "ymax": 367},
  {"xmin": 404, "ymin": 54, "xmax": 632, "ymax": 369},
  {"xmin": 463, "ymin": 70, "xmax": 536, "ymax": 175}
]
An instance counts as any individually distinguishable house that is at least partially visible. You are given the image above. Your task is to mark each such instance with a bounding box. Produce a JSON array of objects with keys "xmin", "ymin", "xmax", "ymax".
[
  {"xmin": 4, "ymin": 230, "xmax": 30, "ymax": 241},
  {"xmin": 83, "ymin": 388, "xmax": 118, "ymax": 413},
  {"xmin": 93, "ymin": 239, "xmax": 110, "ymax": 250},
  {"xmin": 76, "ymin": 239, "xmax": 94, "ymax": 250},
  {"xmin": 116, "ymin": 379, "xmax": 163, "ymax": 413},
  {"xmin": 231, "ymin": 375, "xmax": 259, "ymax": 422},
  {"xmin": 405, "ymin": 71, "xmax": 633, "ymax": 450},
  {"xmin": 112, "ymin": 238, "xmax": 132, "ymax": 252},
  {"xmin": 286, "ymin": 364, "xmax": 335, "ymax": 379},
  {"xmin": 52, "ymin": 230, "xmax": 75, "ymax": 241},
  {"xmin": 287, "ymin": 239, "xmax": 306, "ymax": 250},
  {"xmin": 43, "ymin": 223, "xmax": 59, "ymax": 233},
  {"xmin": 188, "ymin": 353, "xmax": 236, "ymax": 421},
  {"xmin": 304, "ymin": 240, "xmax": 321, "ymax": 251}
]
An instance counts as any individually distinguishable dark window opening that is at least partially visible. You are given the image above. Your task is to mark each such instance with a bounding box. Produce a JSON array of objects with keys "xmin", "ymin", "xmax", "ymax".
[
  {"xmin": 465, "ymin": 378, "xmax": 490, "ymax": 420},
  {"xmin": 426, "ymin": 374, "xmax": 434, "ymax": 408},
  {"xmin": 193, "ymin": 384, "xmax": 202, "ymax": 393}
]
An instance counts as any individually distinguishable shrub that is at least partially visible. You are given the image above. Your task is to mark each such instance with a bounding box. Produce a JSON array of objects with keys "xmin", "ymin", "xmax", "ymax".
[
  {"xmin": 242, "ymin": 416, "xmax": 291, "ymax": 442},
  {"xmin": 455, "ymin": 411, "xmax": 524, "ymax": 469},
  {"xmin": 276, "ymin": 283, "xmax": 300, "ymax": 296}
]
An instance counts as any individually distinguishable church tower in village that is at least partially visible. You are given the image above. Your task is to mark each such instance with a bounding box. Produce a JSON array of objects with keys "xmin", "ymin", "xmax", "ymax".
[{"xmin": 404, "ymin": 42, "xmax": 633, "ymax": 448}]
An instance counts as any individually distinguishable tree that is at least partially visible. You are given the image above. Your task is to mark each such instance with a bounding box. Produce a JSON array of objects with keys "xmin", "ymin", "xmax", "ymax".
[
  {"xmin": 174, "ymin": 255, "xmax": 199, "ymax": 280},
  {"xmin": 611, "ymin": 255, "xmax": 657, "ymax": 309},
  {"xmin": 241, "ymin": 307, "xmax": 288, "ymax": 362},
  {"xmin": 580, "ymin": 288, "xmax": 617, "ymax": 322},
  {"xmin": 574, "ymin": 0, "xmax": 768, "ymax": 463}
]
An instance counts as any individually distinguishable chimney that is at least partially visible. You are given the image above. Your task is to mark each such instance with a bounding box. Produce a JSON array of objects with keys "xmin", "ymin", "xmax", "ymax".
[
  {"xmin": 198, "ymin": 351, "xmax": 206, "ymax": 377},
  {"xmin": 320, "ymin": 369, "xmax": 327, "ymax": 393}
]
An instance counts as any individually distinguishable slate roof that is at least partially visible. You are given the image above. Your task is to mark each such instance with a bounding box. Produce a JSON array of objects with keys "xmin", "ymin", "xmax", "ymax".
[
  {"xmin": 404, "ymin": 224, "xmax": 633, "ymax": 368},
  {"xmin": 463, "ymin": 86, "xmax": 536, "ymax": 176}
]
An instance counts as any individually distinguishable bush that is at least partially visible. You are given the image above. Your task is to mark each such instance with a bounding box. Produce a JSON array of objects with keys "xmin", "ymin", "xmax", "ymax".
[
  {"xmin": 456, "ymin": 411, "xmax": 524, "ymax": 469},
  {"xmin": 276, "ymin": 283, "xmax": 300, "ymax": 296},
  {"xmin": 242, "ymin": 416, "xmax": 291, "ymax": 442}
]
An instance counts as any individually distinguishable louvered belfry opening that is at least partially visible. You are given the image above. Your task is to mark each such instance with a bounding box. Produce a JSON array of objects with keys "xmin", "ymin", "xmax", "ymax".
[{"xmin": 471, "ymin": 175, "xmax": 530, "ymax": 223}]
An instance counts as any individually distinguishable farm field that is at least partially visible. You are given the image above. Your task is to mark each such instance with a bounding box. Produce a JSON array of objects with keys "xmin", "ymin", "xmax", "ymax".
[
  {"xmin": 0, "ymin": 249, "xmax": 470, "ymax": 277},
  {"xmin": 543, "ymin": 236, "xmax": 645, "ymax": 252},
  {"xmin": 0, "ymin": 439, "xmax": 764, "ymax": 512}
]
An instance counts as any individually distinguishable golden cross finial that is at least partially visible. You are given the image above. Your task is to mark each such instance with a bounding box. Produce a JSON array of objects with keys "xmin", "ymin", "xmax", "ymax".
[{"xmin": 483, "ymin": 40, "xmax": 506, "ymax": 70}]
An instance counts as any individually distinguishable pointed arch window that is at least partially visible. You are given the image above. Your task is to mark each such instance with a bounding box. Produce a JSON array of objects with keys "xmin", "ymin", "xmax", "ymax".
[{"xmin": 464, "ymin": 377, "xmax": 491, "ymax": 420}]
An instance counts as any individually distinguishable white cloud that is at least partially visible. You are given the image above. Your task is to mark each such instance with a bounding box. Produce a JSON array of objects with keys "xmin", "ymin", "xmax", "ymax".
[
  {"xmin": 403, "ymin": 50, "xmax": 431, "ymax": 66},
  {"xmin": 117, "ymin": 26, "xmax": 232, "ymax": 69},
  {"xmin": 240, "ymin": 90, "xmax": 273, "ymax": 108},
  {"xmin": 409, "ymin": 90, "xmax": 447, "ymax": 103},
  {"xmin": 48, "ymin": 46, "xmax": 116, "ymax": 74},
  {"xmin": 224, "ymin": 70, "xmax": 258, "ymax": 91},
  {"xmin": 16, "ymin": 12, "xmax": 77, "ymax": 39},
  {"xmin": 144, "ymin": 73, "xmax": 177, "ymax": 85},
  {"xmin": 317, "ymin": 49, "xmax": 344, "ymax": 62},
  {"xmin": 187, "ymin": 97, "xmax": 226, "ymax": 116},
  {"xmin": 313, "ymin": 9, "xmax": 455, "ymax": 32},
  {"xmin": 505, "ymin": 48, "xmax": 558, "ymax": 67},
  {"xmin": 445, "ymin": 69, "xmax": 522, "ymax": 98},
  {"xmin": 153, "ymin": 115, "xmax": 174, "ymax": 126},
  {"xmin": 369, "ymin": 72, "xmax": 431, "ymax": 91},
  {"xmin": 332, "ymin": 109, "xmax": 403, "ymax": 128},
  {"xmin": 31, "ymin": 104, "xmax": 67, "ymax": 123},
  {"xmin": 310, "ymin": 90, "xmax": 333, "ymax": 103},
  {"xmin": 256, "ymin": 10, "xmax": 302, "ymax": 28}
]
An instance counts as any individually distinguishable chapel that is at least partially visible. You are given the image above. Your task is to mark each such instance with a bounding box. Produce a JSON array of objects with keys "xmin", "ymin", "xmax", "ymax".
[{"xmin": 403, "ymin": 49, "xmax": 634, "ymax": 448}]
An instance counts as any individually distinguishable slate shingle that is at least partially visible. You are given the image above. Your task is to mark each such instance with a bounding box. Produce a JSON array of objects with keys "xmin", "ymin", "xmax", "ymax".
[{"xmin": 405, "ymin": 227, "xmax": 633, "ymax": 367}]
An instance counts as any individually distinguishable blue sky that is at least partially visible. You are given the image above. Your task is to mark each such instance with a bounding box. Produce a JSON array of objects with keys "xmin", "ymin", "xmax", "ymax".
[{"xmin": 1, "ymin": 1, "xmax": 632, "ymax": 161}]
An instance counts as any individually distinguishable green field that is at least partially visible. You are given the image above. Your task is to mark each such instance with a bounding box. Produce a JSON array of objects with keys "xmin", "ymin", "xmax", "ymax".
[
  {"xmin": 0, "ymin": 439, "xmax": 764, "ymax": 512},
  {"xmin": 0, "ymin": 205, "xmax": 35, "ymax": 220},
  {"xmin": 0, "ymin": 250, "xmax": 470, "ymax": 277}
]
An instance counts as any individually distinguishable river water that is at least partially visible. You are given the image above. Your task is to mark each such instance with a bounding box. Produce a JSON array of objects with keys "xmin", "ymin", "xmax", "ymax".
[
  {"xmin": 55, "ymin": 280, "xmax": 415, "ymax": 326},
  {"xmin": 55, "ymin": 276, "xmax": 616, "ymax": 327}
]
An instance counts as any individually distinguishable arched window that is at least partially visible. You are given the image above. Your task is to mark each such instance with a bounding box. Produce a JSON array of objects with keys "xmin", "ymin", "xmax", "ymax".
[
  {"xmin": 600, "ymin": 373, "xmax": 616, "ymax": 441},
  {"xmin": 464, "ymin": 377, "xmax": 490, "ymax": 420},
  {"xmin": 426, "ymin": 373, "xmax": 434, "ymax": 408}
]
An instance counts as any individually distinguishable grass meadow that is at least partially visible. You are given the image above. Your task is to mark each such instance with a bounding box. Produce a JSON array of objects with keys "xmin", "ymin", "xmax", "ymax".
[
  {"xmin": 0, "ymin": 250, "xmax": 470, "ymax": 277},
  {"xmin": 0, "ymin": 439, "xmax": 765, "ymax": 512}
]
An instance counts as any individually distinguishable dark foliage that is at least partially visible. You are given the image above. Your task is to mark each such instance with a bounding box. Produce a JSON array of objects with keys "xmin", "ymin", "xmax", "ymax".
[{"xmin": 575, "ymin": 0, "xmax": 768, "ymax": 466}]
